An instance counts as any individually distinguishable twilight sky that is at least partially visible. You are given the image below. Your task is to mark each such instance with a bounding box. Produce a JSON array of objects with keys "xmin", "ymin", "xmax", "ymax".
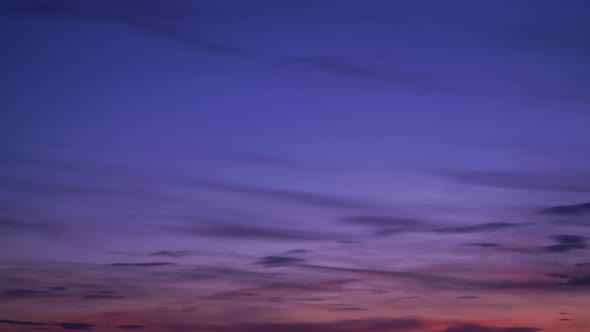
[{"xmin": 1, "ymin": 1, "xmax": 590, "ymax": 331}]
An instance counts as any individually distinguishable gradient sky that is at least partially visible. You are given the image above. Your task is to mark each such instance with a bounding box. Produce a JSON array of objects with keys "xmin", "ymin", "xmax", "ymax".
[{"xmin": 1, "ymin": 1, "xmax": 590, "ymax": 331}]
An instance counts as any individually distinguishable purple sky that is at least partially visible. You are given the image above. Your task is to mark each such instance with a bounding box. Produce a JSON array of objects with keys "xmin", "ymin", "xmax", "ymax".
[{"xmin": 1, "ymin": 1, "xmax": 590, "ymax": 332}]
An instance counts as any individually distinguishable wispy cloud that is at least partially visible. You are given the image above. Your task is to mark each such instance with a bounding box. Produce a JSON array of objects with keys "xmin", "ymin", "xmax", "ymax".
[
  {"xmin": 110, "ymin": 250, "xmax": 198, "ymax": 258},
  {"xmin": 2, "ymin": 1, "xmax": 250, "ymax": 56},
  {"xmin": 0, "ymin": 319, "xmax": 95, "ymax": 330},
  {"xmin": 197, "ymin": 180, "xmax": 382, "ymax": 211},
  {"xmin": 78, "ymin": 290, "xmax": 125, "ymax": 300},
  {"xmin": 0, "ymin": 216, "xmax": 66, "ymax": 236},
  {"xmin": 435, "ymin": 223, "xmax": 524, "ymax": 234},
  {"xmin": 436, "ymin": 169, "xmax": 590, "ymax": 193},
  {"xmin": 462, "ymin": 243, "xmax": 500, "ymax": 248},
  {"xmin": 539, "ymin": 201, "xmax": 590, "ymax": 216},
  {"xmin": 227, "ymin": 317, "xmax": 427, "ymax": 332},
  {"xmin": 2, "ymin": 289, "xmax": 52, "ymax": 299},
  {"xmin": 174, "ymin": 224, "xmax": 343, "ymax": 242},
  {"xmin": 256, "ymin": 256, "xmax": 306, "ymax": 267},
  {"xmin": 342, "ymin": 216, "xmax": 422, "ymax": 228},
  {"xmin": 110, "ymin": 262, "xmax": 176, "ymax": 267},
  {"xmin": 440, "ymin": 324, "xmax": 540, "ymax": 332},
  {"xmin": 543, "ymin": 235, "xmax": 588, "ymax": 253},
  {"xmin": 116, "ymin": 325, "xmax": 145, "ymax": 330},
  {"xmin": 281, "ymin": 56, "xmax": 436, "ymax": 91}
]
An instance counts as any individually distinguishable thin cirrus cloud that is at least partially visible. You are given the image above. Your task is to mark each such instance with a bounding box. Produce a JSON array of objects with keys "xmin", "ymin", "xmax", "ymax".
[
  {"xmin": 341, "ymin": 214, "xmax": 525, "ymax": 236},
  {"xmin": 167, "ymin": 318, "xmax": 543, "ymax": 332},
  {"xmin": 342, "ymin": 216, "xmax": 422, "ymax": 228},
  {"xmin": 111, "ymin": 250, "xmax": 198, "ymax": 258},
  {"xmin": 0, "ymin": 174, "xmax": 160, "ymax": 202},
  {"xmin": 462, "ymin": 243, "xmax": 501, "ymax": 247},
  {"xmin": 79, "ymin": 290, "xmax": 125, "ymax": 301},
  {"xmin": 297, "ymin": 262, "xmax": 590, "ymax": 292},
  {"xmin": 0, "ymin": 319, "xmax": 95, "ymax": 330},
  {"xmin": 0, "ymin": 216, "xmax": 66, "ymax": 236},
  {"xmin": 487, "ymin": 1, "xmax": 590, "ymax": 60},
  {"xmin": 110, "ymin": 262, "xmax": 177, "ymax": 267},
  {"xmin": 0, "ymin": 319, "xmax": 145, "ymax": 331},
  {"xmin": 543, "ymin": 235, "xmax": 588, "ymax": 253},
  {"xmin": 538, "ymin": 201, "xmax": 590, "ymax": 216},
  {"xmin": 279, "ymin": 56, "xmax": 437, "ymax": 91},
  {"xmin": 255, "ymin": 255, "xmax": 306, "ymax": 267},
  {"xmin": 562, "ymin": 276, "xmax": 590, "ymax": 286},
  {"xmin": 203, "ymin": 279, "xmax": 358, "ymax": 302},
  {"xmin": 440, "ymin": 324, "xmax": 540, "ymax": 332},
  {"xmin": 435, "ymin": 169, "xmax": 590, "ymax": 193},
  {"xmin": 174, "ymin": 224, "xmax": 344, "ymax": 242},
  {"xmin": 284, "ymin": 249, "xmax": 313, "ymax": 255},
  {"xmin": 434, "ymin": 223, "xmax": 525, "ymax": 234},
  {"xmin": 193, "ymin": 179, "xmax": 383, "ymax": 211},
  {"xmin": 1, "ymin": 0, "xmax": 250, "ymax": 56},
  {"xmin": 2, "ymin": 289, "xmax": 52, "ymax": 299}
]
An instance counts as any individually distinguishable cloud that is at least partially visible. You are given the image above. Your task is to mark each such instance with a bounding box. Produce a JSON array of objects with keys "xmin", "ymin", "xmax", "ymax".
[
  {"xmin": 80, "ymin": 290, "xmax": 125, "ymax": 300},
  {"xmin": 440, "ymin": 324, "xmax": 541, "ymax": 332},
  {"xmin": 284, "ymin": 249, "xmax": 312, "ymax": 255},
  {"xmin": 59, "ymin": 323, "xmax": 96, "ymax": 330},
  {"xmin": 0, "ymin": 319, "xmax": 95, "ymax": 330},
  {"xmin": 193, "ymin": 149, "xmax": 309, "ymax": 170},
  {"xmin": 0, "ymin": 319, "xmax": 47, "ymax": 326},
  {"xmin": 562, "ymin": 275, "xmax": 590, "ymax": 286},
  {"xmin": 196, "ymin": 180, "xmax": 382, "ymax": 210},
  {"xmin": 116, "ymin": 325, "xmax": 145, "ymax": 330},
  {"xmin": 280, "ymin": 57, "xmax": 436, "ymax": 91},
  {"xmin": 436, "ymin": 169, "xmax": 590, "ymax": 193},
  {"xmin": 344, "ymin": 216, "xmax": 525, "ymax": 236},
  {"xmin": 545, "ymin": 273, "xmax": 572, "ymax": 279},
  {"xmin": 81, "ymin": 294, "xmax": 125, "ymax": 300},
  {"xmin": 177, "ymin": 224, "xmax": 339, "ymax": 242},
  {"xmin": 0, "ymin": 216, "xmax": 66, "ymax": 236},
  {"xmin": 299, "ymin": 263, "xmax": 590, "ymax": 292},
  {"xmin": 539, "ymin": 201, "xmax": 590, "ymax": 216},
  {"xmin": 2, "ymin": 1, "xmax": 250, "ymax": 56},
  {"xmin": 342, "ymin": 216, "xmax": 422, "ymax": 228},
  {"xmin": 543, "ymin": 235, "xmax": 588, "ymax": 253},
  {"xmin": 109, "ymin": 250, "xmax": 198, "ymax": 258},
  {"xmin": 256, "ymin": 256, "xmax": 306, "ymax": 267},
  {"xmin": 0, "ymin": 174, "xmax": 160, "ymax": 205},
  {"xmin": 333, "ymin": 306, "xmax": 367, "ymax": 311},
  {"xmin": 435, "ymin": 223, "xmax": 523, "ymax": 234},
  {"xmin": 226, "ymin": 317, "xmax": 427, "ymax": 332},
  {"xmin": 463, "ymin": 243, "xmax": 500, "ymax": 247},
  {"xmin": 177, "ymin": 265, "xmax": 279, "ymax": 283},
  {"xmin": 110, "ymin": 262, "xmax": 176, "ymax": 267},
  {"xmin": 206, "ymin": 279, "xmax": 358, "ymax": 301},
  {"xmin": 488, "ymin": 2, "xmax": 590, "ymax": 60},
  {"xmin": 145, "ymin": 250, "xmax": 197, "ymax": 258},
  {"xmin": 113, "ymin": 17, "xmax": 251, "ymax": 55},
  {"xmin": 2, "ymin": 289, "xmax": 51, "ymax": 299},
  {"xmin": 456, "ymin": 296, "xmax": 480, "ymax": 299}
]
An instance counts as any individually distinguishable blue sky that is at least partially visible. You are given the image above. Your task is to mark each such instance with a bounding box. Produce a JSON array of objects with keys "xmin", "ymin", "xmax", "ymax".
[{"xmin": 1, "ymin": 1, "xmax": 590, "ymax": 331}]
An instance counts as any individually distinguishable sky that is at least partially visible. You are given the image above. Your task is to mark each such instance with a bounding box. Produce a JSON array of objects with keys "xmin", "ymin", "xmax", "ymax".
[{"xmin": 1, "ymin": 0, "xmax": 590, "ymax": 331}]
